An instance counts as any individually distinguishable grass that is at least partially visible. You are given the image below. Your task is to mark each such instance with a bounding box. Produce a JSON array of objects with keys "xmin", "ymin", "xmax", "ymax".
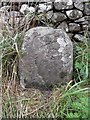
[
  {"xmin": 1, "ymin": 18, "xmax": 90, "ymax": 118},
  {"xmin": 73, "ymin": 32, "xmax": 89, "ymax": 82}
]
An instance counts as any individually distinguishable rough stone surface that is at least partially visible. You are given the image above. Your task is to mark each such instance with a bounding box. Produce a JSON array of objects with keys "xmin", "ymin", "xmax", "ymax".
[
  {"xmin": 1, "ymin": 0, "xmax": 90, "ymax": 41},
  {"xmin": 57, "ymin": 22, "xmax": 69, "ymax": 32},
  {"xmin": 69, "ymin": 23, "xmax": 81, "ymax": 32},
  {"xmin": 82, "ymin": 24, "xmax": 88, "ymax": 30},
  {"xmin": 20, "ymin": 4, "xmax": 35, "ymax": 14},
  {"xmin": 46, "ymin": 11, "xmax": 53, "ymax": 20},
  {"xmin": 67, "ymin": 33, "xmax": 74, "ymax": 39},
  {"xmin": 38, "ymin": 3, "xmax": 52, "ymax": 13},
  {"xmin": 54, "ymin": 0, "xmax": 73, "ymax": 10},
  {"xmin": 75, "ymin": 17, "xmax": 87, "ymax": 23},
  {"xmin": 51, "ymin": 13, "xmax": 67, "ymax": 23},
  {"xmin": 74, "ymin": 34, "xmax": 85, "ymax": 42},
  {"xmin": 66, "ymin": 10, "xmax": 83, "ymax": 20},
  {"xmin": 84, "ymin": 2, "xmax": 90, "ymax": 15},
  {"xmin": 19, "ymin": 27, "xmax": 73, "ymax": 89},
  {"xmin": 74, "ymin": 0, "xmax": 89, "ymax": 10}
]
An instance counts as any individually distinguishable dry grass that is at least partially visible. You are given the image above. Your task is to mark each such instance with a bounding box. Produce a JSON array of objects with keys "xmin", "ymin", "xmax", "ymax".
[
  {"xmin": 2, "ymin": 79, "xmax": 52, "ymax": 118},
  {"xmin": 1, "ymin": 7, "xmax": 89, "ymax": 118}
]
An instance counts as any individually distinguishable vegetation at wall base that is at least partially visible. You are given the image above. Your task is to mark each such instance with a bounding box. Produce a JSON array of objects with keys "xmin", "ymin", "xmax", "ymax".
[{"xmin": 1, "ymin": 27, "xmax": 89, "ymax": 118}]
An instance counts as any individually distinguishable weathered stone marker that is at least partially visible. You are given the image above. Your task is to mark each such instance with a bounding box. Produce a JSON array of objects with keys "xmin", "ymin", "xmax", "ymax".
[{"xmin": 19, "ymin": 27, "xmax": 73, "ymax": 89}]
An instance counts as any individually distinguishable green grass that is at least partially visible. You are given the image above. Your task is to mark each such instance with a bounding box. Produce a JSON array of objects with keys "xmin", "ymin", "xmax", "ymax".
[
  {"xmin": 1, "ymin": 26, "xmax": 89, "ymax": 118},
  {"xmin": 73, "ymin": 32, "xmax": 89, "ymax": 82}
]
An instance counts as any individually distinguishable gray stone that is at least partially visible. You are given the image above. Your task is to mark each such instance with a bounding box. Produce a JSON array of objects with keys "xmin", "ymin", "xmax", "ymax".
[
  {"xmin": 74, "ymin": 0, "xmax": 89, "ymax": 11},
  {"xmin": 84, "ymin": 2, "xmax": 90, "ymax": 15},
  {"xmin": 75, "ymin": 17, "xmax": 89, "ymax": 25},
  {"xmin": 69, "ymin": 23, "xmax": 81, "ymax": 32},
  {"xmin": 19, "ymin": 27, "xmax": 73, "ymax": 89},
  {"xmin": 75, "ymin": 17, "xmax": 87, "ymax": 23},
  {"xmin": 20, "ymin": 4, "xmax": 35, "ymax": 14},
  {"xmin": 87, "ymin": 24, "xmax": 90, "ymax": 31},
  {"xmin": 74, "ymin": 34, "xmax": 85, "ymax": 41},
  {"xmin": 80, "ymin": 21, "xmax": 89, "ymax": 25},
  {"xmin": 57, "ymin": 22, "xmax": 69, "ymax": 32},
  {"xmin": 54, "ymin": 0, "xmax": 73, "ymax": 10},
  {"xmin": 66, "ymin": 10, "xmax": 83, "ymax": 20},
  {"xmin": 82, "ymin": 24, "xmax": 90, "ymax": 31},
  {"xmin": 6, "ymin": 0, "xmax": 52, "ymax": 2},
  {"xmin": 38, "ymin": 3, "xmax": 52, "ymax": 13},
  {"xmin": 85, "ymin": 16, "xmax": 90, "ymax": 23},
  {"xmin": 0, "ymin": 2, "xmax": 2, "ymax": 8},
  {"xmin": 82, "ymin": 24, "xmax": 88, "ymax": 30},
  {"xmin": 46, "ymin": 11, "xmax": 53, "ymax": 20},
  {"xmin": 67, "ymin": 33, "xmax": 74, "ymax": 39},
  {"xmin": 51, "ymin": 12, "xmax": 67, "ymax": 23},
  {"xmin": 0, "ymin": 6, "xmax": 14, "ymax": 35}
]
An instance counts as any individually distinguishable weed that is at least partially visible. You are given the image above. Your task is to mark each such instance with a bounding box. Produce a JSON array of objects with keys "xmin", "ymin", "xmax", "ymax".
[
  {"xmin": 73, "ymin": 34, "xmax": 89, "ymax": 82},
  {"xmin": 1, "ymin": 14, "xmax": 89, "ymax": 118}
]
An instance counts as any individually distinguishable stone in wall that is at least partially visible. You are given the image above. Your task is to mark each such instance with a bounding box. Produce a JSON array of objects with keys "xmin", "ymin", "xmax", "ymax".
[
  {"xmin": 0, "ymin": 16, "xmax": 3, "ymax": 39},
  {"xmin": 75, "ymin": 17, "xmax": 88, "ymax": 24},
  {"xmin": 69, "ymin": 23, "xmax": 81, "ymax": 32},
  {"xmin": 74, "ymin": 34, "xmax": 85, "ymax": 42},
  {"xmin": 57, "ymin": 22, "xmax": 69, "ymax": 32},
  {"xmin": 19, "ymin": 27, "xmax": 73, "ymax": 89},
  {"xmin": 20, "ymin": 4, "xmax": 35, "ymax": 14},
  {"xmin": 46, "ymin": 11, "xmax": 53, "ymax": 20},
  {"xmin": 74, "ymin": 0, "xmax": 89, "ymax": 11},
  {"xmin": 0, "ymin": 5, "xmax": 14, "ymax": 36},
  {"xmin": 84, "ymin": 2, "xmax": 90, "ymax": 15},
  {"xmin": 67, "ymin": 33, "xmax": 74, "ymax": 39},
  {"xmin": 54, "ymin": 0, "xmax": 73, "ymax": 10},
  {"xmin": 82, "ymin": 24, "xmax": 90, "ymax": 31},
  {"xmin": 85, "ymin": 16, "xmax": 90, "ymax": 23},
  {"xmin": 66, "ymin": 10, "xmax": 83, "ymax": 20},
  {"xmin": 38, "ymin": 3, "xmax": 52, "ymax": 13},
  {"xmin": 1, "ymin": 0, "xmax": 90, "ymax": 42},
  {"xmin": 51, "ymin": 13, "xmax": 67, "ymax": 23}
]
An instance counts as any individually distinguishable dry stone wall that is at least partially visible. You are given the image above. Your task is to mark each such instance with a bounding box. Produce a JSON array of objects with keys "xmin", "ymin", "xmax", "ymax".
[{"xmin": 0, "ymin": 0, "xmax": 90, "ymax": 41}]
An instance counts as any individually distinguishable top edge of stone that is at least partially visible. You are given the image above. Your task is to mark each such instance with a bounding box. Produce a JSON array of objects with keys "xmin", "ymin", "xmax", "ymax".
[{"xmin": 1, "ymin": 0, "xmax": 55, "ymax": 2}]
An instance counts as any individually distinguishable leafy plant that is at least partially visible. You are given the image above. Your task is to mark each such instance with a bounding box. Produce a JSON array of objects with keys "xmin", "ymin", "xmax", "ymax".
[
  {"xmin": 73, "ymin": 32, "xmax": 89, "ymax": 83},
  {"xmin": 1, "ymin": 33, "xmax": 23, "ymax": 77}
]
